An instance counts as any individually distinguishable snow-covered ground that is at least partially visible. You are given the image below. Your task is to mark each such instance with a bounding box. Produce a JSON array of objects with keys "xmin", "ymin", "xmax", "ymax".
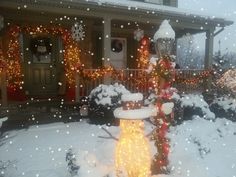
[{"xmin": 0, "ymin": 115, "xmax": 236, "ymax": 177}]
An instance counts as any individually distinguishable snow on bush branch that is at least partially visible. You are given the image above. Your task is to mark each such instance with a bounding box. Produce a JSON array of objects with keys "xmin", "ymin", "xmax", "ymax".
[{"xmin": 89, "ymin": 83, "xmax": 130, "ymax": 106}]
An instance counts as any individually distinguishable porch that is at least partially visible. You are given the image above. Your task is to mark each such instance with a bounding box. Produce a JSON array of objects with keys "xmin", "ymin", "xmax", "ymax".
[
  {"xmin": 1, "ymin": 68, "xmax": 209, "ymax": 105},
  {"xmin": 0, "ymin": 0, "xmax": 233, "ymax": 105},
  {"xmin": 74, "ymin": 68, "xmax": 209, "ymax": 102}
]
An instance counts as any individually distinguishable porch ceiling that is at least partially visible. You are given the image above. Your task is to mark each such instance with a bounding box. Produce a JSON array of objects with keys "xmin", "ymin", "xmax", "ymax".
[{"xmin": 0, "ymin": 0, "xmax": 233, "ymax": 36}]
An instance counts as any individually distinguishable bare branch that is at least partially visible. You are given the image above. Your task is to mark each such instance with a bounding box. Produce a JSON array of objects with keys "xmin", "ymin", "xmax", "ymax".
[
  {"xmin": 145, "ymin": 129, "xmax": 156, "ymax": 140},
  {"xmin": 146, "ymin": 119, "xmax": 156, "ymax": 126},
  {"xmin": 98, "ymin": 127, "xmax": 119, "ymax": 141}
]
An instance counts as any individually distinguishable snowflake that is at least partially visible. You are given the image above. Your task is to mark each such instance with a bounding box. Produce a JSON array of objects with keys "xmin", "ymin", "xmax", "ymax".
[{"xmin": 71, "ymin": 22, "xmax": 85, "ymax": 41}]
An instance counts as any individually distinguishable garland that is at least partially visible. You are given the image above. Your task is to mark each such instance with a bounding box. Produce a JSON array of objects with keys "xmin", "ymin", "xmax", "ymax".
[
  {"xmin": 148, "ymin": 54, "xmax": 176, "ymax": 172},
  {"xmin": 5, "ymin": 25, "xmax": 81, "ymax": 90},
  {"xmin": 137, "ymin": 36, "xmax": 150, "ymax": 69},
  {"xmin": 175, "ymin": 70, "xmax": 212, "ymax": 85},
  {"xmin": 0, "ymin": 59, "xmax": 7, "ymax": 73}
]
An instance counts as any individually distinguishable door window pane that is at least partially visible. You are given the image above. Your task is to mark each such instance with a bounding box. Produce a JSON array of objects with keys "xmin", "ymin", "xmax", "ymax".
[{"xmin": 30, "ymin": 37, "xmax": 52, "ymax": 63}]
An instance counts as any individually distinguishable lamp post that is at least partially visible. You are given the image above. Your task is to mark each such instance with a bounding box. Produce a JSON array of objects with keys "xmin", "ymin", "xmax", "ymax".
[
  {"xmin": 151, "ymin": 20, "xmax": 176, "ymax": 173},
  {"xmin": 155, "ymin": 38, "xmax": 175, "ymax": 58}
]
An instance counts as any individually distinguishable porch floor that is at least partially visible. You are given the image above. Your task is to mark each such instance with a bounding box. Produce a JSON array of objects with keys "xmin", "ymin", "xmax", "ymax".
[{"xmin": 0, "ymin": 99, "xmax": 83, "ymax": 132}]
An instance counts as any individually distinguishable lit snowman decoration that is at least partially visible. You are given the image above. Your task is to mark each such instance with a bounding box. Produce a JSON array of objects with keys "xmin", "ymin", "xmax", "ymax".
[{"xmin": 114, "ymin": 93, "xmax": 156, "ymax": 177}]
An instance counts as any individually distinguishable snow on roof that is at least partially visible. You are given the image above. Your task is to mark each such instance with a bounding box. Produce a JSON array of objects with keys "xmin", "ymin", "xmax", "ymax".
[
  {"xmin": 82, "ymin": 0, "xmax": 232, "ymax": 25},
  {"xmin": 154, "ymin": 20, "xmax": 175, "ymax": 40}
]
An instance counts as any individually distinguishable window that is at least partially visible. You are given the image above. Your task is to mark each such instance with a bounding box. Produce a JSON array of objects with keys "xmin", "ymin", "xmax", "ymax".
[{"xmin": 163, "ymin": 0, "xmax": 171, "ymax": 6}]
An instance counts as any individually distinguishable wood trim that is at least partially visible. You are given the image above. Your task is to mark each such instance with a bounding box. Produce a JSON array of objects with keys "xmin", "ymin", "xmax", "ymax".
[{"xmin": 0, "ymin": 0, "xmax": 232, "ymax": 29}]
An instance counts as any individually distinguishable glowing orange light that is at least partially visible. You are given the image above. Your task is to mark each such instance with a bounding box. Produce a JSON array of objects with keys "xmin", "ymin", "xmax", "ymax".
[{"xmin": 115, "ymin": 119, "xmax": 151, "ymax": 177}]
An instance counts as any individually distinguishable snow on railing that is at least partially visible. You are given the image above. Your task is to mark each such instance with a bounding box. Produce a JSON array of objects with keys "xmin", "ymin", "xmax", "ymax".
[{"xmin": 75, "ymin": 69, "xmax": 207, "ymax": 101}]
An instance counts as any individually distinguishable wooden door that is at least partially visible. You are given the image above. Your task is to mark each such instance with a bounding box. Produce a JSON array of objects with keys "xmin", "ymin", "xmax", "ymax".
[{"xmin": 23, "ymin": 35, "xmax": 60, "ymax": 96}]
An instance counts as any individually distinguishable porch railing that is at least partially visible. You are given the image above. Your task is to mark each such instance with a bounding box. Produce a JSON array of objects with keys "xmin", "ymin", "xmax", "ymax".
[
  {"xmin": 174, "ymin": 69, "xmax": 207, "ymax": 93},
  {"xmin": 75, "ymin": 69, "xmax": 207, "ymax": 101}
]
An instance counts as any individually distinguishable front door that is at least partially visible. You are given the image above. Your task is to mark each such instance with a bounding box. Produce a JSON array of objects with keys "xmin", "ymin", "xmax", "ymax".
[{"xmin": 23, "ymin": 35, "xmax": 60, "ymax": 96}]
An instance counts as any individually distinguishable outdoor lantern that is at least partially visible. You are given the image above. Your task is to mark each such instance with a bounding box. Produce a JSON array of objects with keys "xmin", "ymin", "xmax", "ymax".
[
  {"xmin": 153, "ymin": 20, "xmax": 175, "ymax": 58},
  {"xmin": 114, "ymin": 93, "xmax": 156, "ymax": 177}
]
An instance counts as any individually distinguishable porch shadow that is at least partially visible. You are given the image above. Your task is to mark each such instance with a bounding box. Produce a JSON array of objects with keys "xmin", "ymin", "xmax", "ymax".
[{"xmin": 0, "ymin": 99, "xmax": 83, "ymax": 132}]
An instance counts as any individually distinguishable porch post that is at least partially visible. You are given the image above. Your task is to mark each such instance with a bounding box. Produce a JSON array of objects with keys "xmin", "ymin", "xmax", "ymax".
[
  {"xmin": 204, "ymin": 28, "xmax": 214, "ymax": 69},
  {"xmin": 103, "ymin": 17, "xmax": 112, "ymax": 84},
  {"xmin": 75, "ymin": 71, "xmax": 80, "ymax": 102},
  {"xmin": 0, "ymin": 34, "xmax": 7, "ymax": 106},
  {"xmin": 0, "ymin": 70, "xmax": 7, "ymax": 106},
  {"xmin": 204, "ymin": 28, "xmax": 214, "ymax": 91}
]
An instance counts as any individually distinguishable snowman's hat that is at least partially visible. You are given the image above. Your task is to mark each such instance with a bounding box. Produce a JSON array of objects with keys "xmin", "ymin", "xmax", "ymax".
[{"xmin": 114, "ymin": 93, "xmax": 156, "ymax": 120}]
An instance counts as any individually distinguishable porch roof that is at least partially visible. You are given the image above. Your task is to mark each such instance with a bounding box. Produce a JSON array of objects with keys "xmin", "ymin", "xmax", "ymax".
[
  {"xmin": 78, "ymin": 0, "xmax": 233, "ymax": 27},
  {"xmin": 0, "ymin": 0, "xmax": 233, "ymax": 35}
]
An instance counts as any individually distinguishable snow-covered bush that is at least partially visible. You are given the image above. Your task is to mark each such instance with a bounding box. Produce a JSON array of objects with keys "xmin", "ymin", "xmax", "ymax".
[
  {"xmin": 145, "ymin": 92, "xmax": 215, "ymax": 124},
  {"xmin": 171, "ymin": 94, "xmax": 215, "ymax": 124},
  {"xmin": 88, "ymin": 83, "xmax": 130, "ymax": 125},
  {"xmin": 0, "ymin": 160, "xmax": 17, "ymax": 177},
  {"xmin": 0, "ymin": 117, "xmax": 7, "ymax": 129},
  {"xmin": 66, "ymin": 149, "xmax": 80, "ymax": 176},
  {"xmin": 211, "ymin": 96, "xmax": 236, "ymax": 122}
]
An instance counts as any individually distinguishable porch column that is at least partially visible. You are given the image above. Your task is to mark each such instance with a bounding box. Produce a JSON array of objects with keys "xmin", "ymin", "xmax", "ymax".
[
  {"xmin": 204, "ymin": 28, "xmax": 214, "ymax": 69},
  {"xmin": 0, "ymin": 70, "xmax": 7, "ymax": 106},
  {"xmin": 204, "ymin": 28, "xmax": 214, "ymax": 91},
  {"xmin": 0, "ymin": 35, "xmax": 7, "ymax": 106},
  {"xmin": 103, "ymin": 17, "xmax": 112, "ymax": 84}
]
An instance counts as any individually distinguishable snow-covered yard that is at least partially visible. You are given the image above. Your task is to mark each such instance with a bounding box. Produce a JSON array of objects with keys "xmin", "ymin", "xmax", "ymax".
[{"xmin": 0, "ymin": 115, "xmax": 236, "ymax": 177}]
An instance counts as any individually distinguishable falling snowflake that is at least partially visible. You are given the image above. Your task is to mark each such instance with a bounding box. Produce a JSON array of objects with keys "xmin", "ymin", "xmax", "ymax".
[{"xmin": 71, "ymin": 22, "xmax": 85, "ymax": 41}]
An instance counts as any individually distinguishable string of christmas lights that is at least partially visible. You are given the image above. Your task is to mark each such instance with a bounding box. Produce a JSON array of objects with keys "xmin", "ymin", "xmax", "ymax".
[
  {"xmin": 137, "ymin": 36, "xmax": 150, "ymax": 69},
  {"xmin": 6, "ymin": 25, "xmax": 23, "ymax": 90},
  {"xmin": 116, "ymin": 119, "xmax": 151, "ymax": 177},
  {"xmin": 0, "ymin": 58, "xmax": 7, "ymax": 73},
  {"xmin": 175, "ymin": 70, "xmax": 212, "ymax": 86},
  {"xmin": 5, "ymin": 25, "xmax": 81, "ymax": 90}
]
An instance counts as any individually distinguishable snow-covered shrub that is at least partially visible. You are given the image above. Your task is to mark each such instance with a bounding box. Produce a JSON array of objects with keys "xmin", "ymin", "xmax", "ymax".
[
  {"xmin": 0, "ymin": 160, "xmax": 17, "ymax": 177},
  {"xmin": 0, "ymin": 117, "xmax": 8, "ymax": 129},
  {"xmin": 180, "ymin": 94, "xmax": 215, "ymax": 119},
  {"xmin": 171, "ymin": 94, "xmax": 215, "ymax": 124},
  {"xmin": 88, "ymin": 83, "xmax": 130, "ymax": 125},
  {"xmin": 211, "ymin": 96, "xmax": 236, "ymax": 122},
  {"xmin": 66, "ymin": 149, "xmax": 80, "ymax": 176}
]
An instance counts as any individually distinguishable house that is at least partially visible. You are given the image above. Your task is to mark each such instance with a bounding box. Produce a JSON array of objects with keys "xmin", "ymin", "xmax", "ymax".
[{"xmin": 0, "ymin": 0, "xmax": 233, "ymax": 104}]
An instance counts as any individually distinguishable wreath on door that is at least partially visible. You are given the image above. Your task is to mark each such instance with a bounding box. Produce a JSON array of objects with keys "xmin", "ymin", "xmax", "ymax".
[
  {"xmin": 111, "ymin": 39, "xmax": 123, "ymax": 53},
  {"xmin": 30, "ymin": 37, "xmax": 52, "ymax": 61}
]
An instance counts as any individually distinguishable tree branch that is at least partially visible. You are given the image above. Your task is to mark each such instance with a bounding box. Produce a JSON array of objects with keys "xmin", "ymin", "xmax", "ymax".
[
  {"xmin": 98, "ymin": 127, "xmax": 119, "ymax": 141},
  {"xmin": 146, "ymin": 129, "xmax": 156, "ymax": 140}
]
